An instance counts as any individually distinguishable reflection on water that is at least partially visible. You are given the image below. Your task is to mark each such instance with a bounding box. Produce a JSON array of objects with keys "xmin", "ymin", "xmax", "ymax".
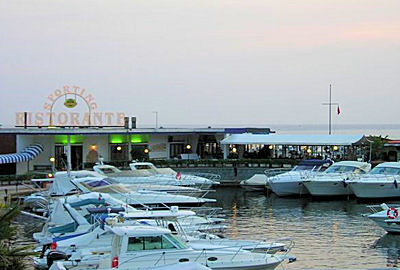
[{"xmin": 211, "ymin": 187, "xmax": 400, "ymax": 269}]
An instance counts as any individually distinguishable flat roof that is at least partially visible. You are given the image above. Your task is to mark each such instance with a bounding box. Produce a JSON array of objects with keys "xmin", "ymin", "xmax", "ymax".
[
  {"xmin": 0, "ymin": 127, "xmax": 273, "ymax": 136},
  {"xmin": 221, "ymin": 134, "xmax": 365, "ymax": 146}
]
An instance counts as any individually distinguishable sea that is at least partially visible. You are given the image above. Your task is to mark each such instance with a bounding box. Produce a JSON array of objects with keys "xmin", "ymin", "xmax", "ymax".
[{"xmin": 211, "ymin": 187, "xmax": 400, "ymax": 269}]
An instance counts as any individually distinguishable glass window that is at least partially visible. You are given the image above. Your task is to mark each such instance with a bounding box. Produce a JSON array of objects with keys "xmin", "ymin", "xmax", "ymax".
[
  {"xmin": 163, "ymin": 234, "xmax": 187, "ymax": 249},
  {"xmin": 143, "ymin": 236, "xmax": 163, "ymax": 250},
  {"xmin": 370, "ymin": 167, "xmax": 400, "ymax": 175},
  {"xmin": 325, "ymin": 165, "xmax": 358, "ymax": 174},
  {"xmin": 127, "ymin": 237, "xmax": 144, "ymax": 251}
]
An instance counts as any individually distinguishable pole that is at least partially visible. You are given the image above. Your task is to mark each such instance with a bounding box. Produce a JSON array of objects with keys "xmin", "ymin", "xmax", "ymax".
[
  {"xmin": 322, "ymin": 84, "xmax": 338, "ymax": 135},
  {"xmin": 67, "ymin": 135, "xmax": 72, "ymax": 172},
  {"xmin": 152, "ymin": 111, "xmax": 158, "ymax": 129},
  {"xmin": 329, "ymin": 84, "xmax": 332, "ymax": 135}
]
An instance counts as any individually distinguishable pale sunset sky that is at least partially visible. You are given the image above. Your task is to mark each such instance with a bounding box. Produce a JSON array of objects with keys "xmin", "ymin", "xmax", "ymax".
[{"xmin": 0, "ymin": 0, "xmax": 399, "ymax": 128}]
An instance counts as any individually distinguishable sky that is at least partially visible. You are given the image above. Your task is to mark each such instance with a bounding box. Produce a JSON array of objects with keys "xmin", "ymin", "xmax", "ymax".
[{"xmin": 0, "ymin": 0, "xmax": 400, "ymax": 128}]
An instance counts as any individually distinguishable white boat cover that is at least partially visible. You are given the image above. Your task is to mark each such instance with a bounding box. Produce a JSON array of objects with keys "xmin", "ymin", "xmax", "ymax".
[
  {"xmin": 48, "ymin": 173, "xmax": 77, "ymax": 196},
  {"xmin": 221, "ymin": 134, "xmax": 364, "ymax": 146}
]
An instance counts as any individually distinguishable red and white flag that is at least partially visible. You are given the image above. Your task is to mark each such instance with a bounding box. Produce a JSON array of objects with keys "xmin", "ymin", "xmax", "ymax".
[
  {"xmin": 337, "ymin": 106, "xmax": 341, "ymax": 115},
  {"xmin": 176, "ymin": 172, "xmax": 182, "ymax": 180}
]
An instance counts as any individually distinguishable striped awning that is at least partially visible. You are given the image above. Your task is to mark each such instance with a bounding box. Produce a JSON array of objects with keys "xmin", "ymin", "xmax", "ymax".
[{"xmin": 0, "ymin": 144, "xmax": 44, "ymax": 164}]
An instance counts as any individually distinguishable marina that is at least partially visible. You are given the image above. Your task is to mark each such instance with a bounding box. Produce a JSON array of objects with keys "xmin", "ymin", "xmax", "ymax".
[{"xmin": 2, "ymin": 0, "xmax": 400, "ymax": 269}]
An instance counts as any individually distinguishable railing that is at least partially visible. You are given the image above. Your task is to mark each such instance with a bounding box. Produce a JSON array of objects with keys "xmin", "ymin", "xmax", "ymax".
[{"xmin": 115, "ymin": 239, "xmax": 295, "ymax": 267}]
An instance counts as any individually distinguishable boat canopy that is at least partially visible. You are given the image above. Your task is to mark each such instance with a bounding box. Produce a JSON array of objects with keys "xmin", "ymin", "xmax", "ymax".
[
  {"xmin": 109, "ymin": 225, "xmax": 171, "ymax": 237},
  {"xmin": 328, "ymin": 161, "xmax": 371, "ymax": 173},
  {"xmin": 298, "ymin": 159, "xmax": 333, "ymax": 166},
  {"xmin": 221, "ymin": 134, "xmax": 364, "ymax": 146},
  {"xmin": 48, "ymin": 173, "xmax": 78, "ymax": 196},
  {"xmin": 0, "ymin": 144, "xmax": 43, "ymax": 164}
]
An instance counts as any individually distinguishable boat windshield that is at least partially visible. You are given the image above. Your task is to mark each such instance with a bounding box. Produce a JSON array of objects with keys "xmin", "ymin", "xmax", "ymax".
[
  {"xmin": 127, "ymin": 234, "xmax": 187, "ymax": 251},
  {"xmin": 99, "ymin": 167, "xmax": 120, "ymax": 174},
  {"xmin": 293, "ymin": 165, "xmax": 318, "ymax": 171},
  {"xmin": 325, "ymin": 165, "xmax": 364, "ymax": 174},
  {"xmin": 370, "ymin": 166, "xmax": 400, "ymax": 175},
  {"xmin": 84, "ymin": 180, "xmax": 110, "ymax": 188}
]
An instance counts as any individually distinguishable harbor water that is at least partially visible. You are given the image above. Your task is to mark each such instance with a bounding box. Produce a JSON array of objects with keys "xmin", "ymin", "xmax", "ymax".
[{"xmin": 211, "ymin": 187, "xmax": 400, "ymax": 269}]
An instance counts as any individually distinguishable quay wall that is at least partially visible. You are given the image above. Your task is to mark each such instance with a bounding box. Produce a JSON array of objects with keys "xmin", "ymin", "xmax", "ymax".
[{"xmin": 175, "ymin": 167, "xmax": 285, "ymax": 181}]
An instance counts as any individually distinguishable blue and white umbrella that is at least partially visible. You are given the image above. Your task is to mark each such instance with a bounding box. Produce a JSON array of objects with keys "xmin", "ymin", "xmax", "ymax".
[{"xmin": 0, "ymin": 144, "xmax": 44, "ymax": 164}]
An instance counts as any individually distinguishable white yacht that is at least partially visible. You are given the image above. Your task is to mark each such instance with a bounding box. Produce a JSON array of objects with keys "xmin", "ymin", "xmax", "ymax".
[
  {"xmin": 93, "ymin": 163, "xmax": 219, "ymax": 189},
  {"xmin": 268, "ymin": 160, "xmax": 332, "ymax": 197},
  {"xmin": 49, "ymin": 225, "xmax": 287, "ymax": 270},
  {"xmin": 348, "ymin": 162, "xmax": 400, "ymax": 199},
  {"xmin": 72, "ymin": 177, "xmax": 216, "ymax": 208},
  {"xmin": 302, "ymin": 161, "xmax": 371, "ymax": 197}
]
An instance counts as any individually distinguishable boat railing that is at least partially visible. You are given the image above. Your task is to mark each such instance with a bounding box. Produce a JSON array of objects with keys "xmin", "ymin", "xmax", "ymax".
[
  {"xmin": 188, "ymin": 172, "xmax": 221, "ymax": 181},
  {"xmin": 264, "ymin": 168, "xmax": 292, "ymax": 178},
  {"xmin": 116, "ymin": 240, "xmax": 293, "ymax": 267},
  {"xmin": 108, "ymin": 186, "xmax": 154, "ymax": 211},
  {"xmin": 351, "ymin": 174, "xmax": 400, "ymax": 182},
  {"xmin": 366, "ymin": 203, "xmax": 400, "ymax": 214}
]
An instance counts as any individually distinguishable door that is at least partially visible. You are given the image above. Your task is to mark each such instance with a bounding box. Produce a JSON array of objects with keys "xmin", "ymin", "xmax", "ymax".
[{"xmin": 55, "ymin": 145, "xmax": 83, "ymax": 170}]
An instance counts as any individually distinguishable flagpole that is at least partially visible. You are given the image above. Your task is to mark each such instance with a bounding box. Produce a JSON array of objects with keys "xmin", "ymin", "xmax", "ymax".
[
  {"xmin": 322, "ymin": 84, "xmax": 339, "ymax": 135},
  {"xmin": 329, "ymin": 84, "xmax": 332, "ymax": 135}
]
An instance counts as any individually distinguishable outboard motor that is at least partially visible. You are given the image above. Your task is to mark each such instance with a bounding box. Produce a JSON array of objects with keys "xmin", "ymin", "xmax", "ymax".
[{"xmin": 46, "ymin": 250, "xmax": 69, "ymax": 268}]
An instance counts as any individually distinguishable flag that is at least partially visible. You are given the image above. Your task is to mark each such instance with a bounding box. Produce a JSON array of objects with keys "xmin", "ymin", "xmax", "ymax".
[
  {"xmin": 337, "ymin": 106, "xmax": 341, "ymax": 115},
  {"xmin": 176, "ymin": 172, "xmax": 182, "ymax": 180}
]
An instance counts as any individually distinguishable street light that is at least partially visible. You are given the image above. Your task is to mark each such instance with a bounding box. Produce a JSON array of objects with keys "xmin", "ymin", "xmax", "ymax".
[
  {"xmin": 232, "ymin": 147, "xmax": 237, "ymax": 153},
  {"xmin": 49, "ymin": 157, "xmax": 55, "ymax": 163},
  {"xmin": 186, "ymin": 144, "xmax": 192, "ymax": 150},
  {"xmin": 144, "ymin": 148, "xmax": 149, "ymax": 154}
]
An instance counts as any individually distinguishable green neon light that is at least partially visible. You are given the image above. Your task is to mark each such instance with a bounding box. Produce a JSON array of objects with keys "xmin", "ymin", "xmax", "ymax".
[
  {"xmin": 54, "ymin": 135, "xmax": 84, "ymax": 144},
  {"xmin": 109, "ymin": 134, "xmax": 150, "ymax": 144},
  {"xmin": 109, "ymin": 134, "xmax": 127, "ymax": 144},
  {"xmin": 131, "ymin": 134, "xmax": 150, "ymax": 144}
]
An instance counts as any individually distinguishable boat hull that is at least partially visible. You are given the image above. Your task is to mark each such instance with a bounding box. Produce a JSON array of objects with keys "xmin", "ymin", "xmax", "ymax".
[
  {"xmin": 350, "ymin": 182, "xmax": 400, "ymax": 199},
  {"xmin": 303, "ymin": 180, "xmax": 353, "ymax": 197},
  {"xmin": 269, "ymin": 180, "xmax": 309, "ymax": 197}
]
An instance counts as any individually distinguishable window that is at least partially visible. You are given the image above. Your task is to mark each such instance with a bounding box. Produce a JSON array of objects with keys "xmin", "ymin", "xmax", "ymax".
[
  {"xmin": 370, "ymin": 167, "xmax": 400, "ymax": 175},
  {"xmin": 127, "ymin": 235, "xmax": 181, "ymax": 251},
  {"xmin": 169, "ymin": 143, "xmax": 184, "ymax": 159},
  {"xmin": 143, "ymin": 236, "xmax": 162, "ymax": 250},
  {"xmin": 325, "ymin": 165, "xmax": 359, "ymax": 174},
  {"xmin": 127, "ymin": 237, "xmax": 143, "ymax": 251},
  {"xmin": 163, "ymin": 234, "xmax": 187, "ymax": 249}
]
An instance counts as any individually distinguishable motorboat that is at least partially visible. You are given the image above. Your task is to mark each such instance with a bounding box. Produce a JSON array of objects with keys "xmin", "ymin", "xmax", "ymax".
[
  {"xmin": 93, "ymin": 162, "xmax": 219, "ymax": 189},
  {"xmin": 35, "ymin": 208, "xmax": 288, "ymax": 268},
  {"xmin": 302, "ymin": 161, "xmax": 371, "ymax": 197},
  {"xmin": 348, "ymin": 162, "xmax": 400, "ymax": 199},
  {"xmin": 268, "ymin": 159, "xmax": 332, "ymax": 197},
  {"xmin": 240, "ymin": 174, "xmax": 269, "ymax": 191},
  {"xmin": 129, "ymin": 161, "xmax": 221, "ymax": 188},
  {"xmin": 48, "ymin": 225, "xmax": 289, "ymax": 270},
  {"xmin": 51, "ymin": 261, "xmax": 211, "ymax": 270},
  {"xmin": 366, "ymin": 203, "xmax": 400, "ymax": 234},
  {"xmin": 72, "ymin": 177, "xmax": 216, "ymax": 208}
]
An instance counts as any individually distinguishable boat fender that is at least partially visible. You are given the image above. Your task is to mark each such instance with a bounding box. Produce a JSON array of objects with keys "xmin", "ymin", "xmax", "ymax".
[
  {"xmin": 342, "ymin": 180, "xmax": 347, "ymax": 188},
  {"xmin": 387, "ymin": 207, "xmax": 399, "ymax": 219},
  {"xmin": 47, "ymin": 250, "xmax": 69, "ymax": 267}
]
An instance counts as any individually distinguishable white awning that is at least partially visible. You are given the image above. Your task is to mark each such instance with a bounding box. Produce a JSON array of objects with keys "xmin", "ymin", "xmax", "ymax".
[{"xmin": 221, "ymin": 134, "xmax": 364, "ymax": 146}]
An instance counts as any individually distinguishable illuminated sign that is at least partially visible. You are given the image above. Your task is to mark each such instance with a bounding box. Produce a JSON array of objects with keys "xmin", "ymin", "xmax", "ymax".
[{"xmin": 15, "ymin": 85, "xmax": 126, "ymax": 127}]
